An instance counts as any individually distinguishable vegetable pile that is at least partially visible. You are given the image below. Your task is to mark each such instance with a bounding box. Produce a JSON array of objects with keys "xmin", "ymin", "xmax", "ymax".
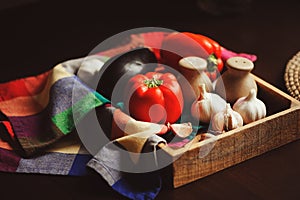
[{"xmin": 98, "ymin": 31, "xmax": 264, "ymax": 143}]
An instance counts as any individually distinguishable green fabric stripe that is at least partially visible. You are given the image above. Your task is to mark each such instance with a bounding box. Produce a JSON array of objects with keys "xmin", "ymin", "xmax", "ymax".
[
  {"xmin": 93, "ymin": 91, "xmax": 110, "ymax": 104},
  {"xmin": 52, "ymin": 92, "xmax": 109, "ymax": 135}
]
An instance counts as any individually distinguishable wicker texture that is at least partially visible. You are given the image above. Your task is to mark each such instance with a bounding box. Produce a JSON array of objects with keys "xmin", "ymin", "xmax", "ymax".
[{"xmin": 285, "ymin": 51, "xmax": 300, "ymax": 101}]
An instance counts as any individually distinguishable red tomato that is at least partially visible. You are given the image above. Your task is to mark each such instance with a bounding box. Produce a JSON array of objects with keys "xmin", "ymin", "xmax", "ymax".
[{"xmin": 124, "ymin": 72, "xmax": 184, "ymax": 124}]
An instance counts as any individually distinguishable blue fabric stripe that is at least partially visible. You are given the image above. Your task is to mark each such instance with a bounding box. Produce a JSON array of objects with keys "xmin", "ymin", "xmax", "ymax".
[
  {"xmin": 68, "ymin": 154, "xmax": 93, "ymax": 176},
  {"xmin": 112, "ymin": 172, "xmax": 162, "ymax": 200}
]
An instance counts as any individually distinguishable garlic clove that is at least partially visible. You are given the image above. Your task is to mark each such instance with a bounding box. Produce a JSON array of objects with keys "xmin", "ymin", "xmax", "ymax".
[
  {"xmin": 233, "ymin": 89, "xmax": 266, "ymax": 124},
  {"xmin": 169, "ymin": 122, "xmax": 193, "ymax": 138},
  {"xmin": 211, "ymin": 103, "xmax": 243, "ymax": 132},
  {"xmin": 191, "ymin": 84, "xmax": 226, "ymax": 124}
]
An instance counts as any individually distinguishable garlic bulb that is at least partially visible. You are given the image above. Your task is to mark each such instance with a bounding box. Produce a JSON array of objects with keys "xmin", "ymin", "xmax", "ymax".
[
  {"xmin": 212, "ymin": 103, "xmax": 243, "ymax": 132},
  {"xmin": 233, "ymin": 89, "xmax": 266, "ymax": 124},
  {"xmin": 191, "ymin": 84, "xmax": 226, "ymax": 124}
]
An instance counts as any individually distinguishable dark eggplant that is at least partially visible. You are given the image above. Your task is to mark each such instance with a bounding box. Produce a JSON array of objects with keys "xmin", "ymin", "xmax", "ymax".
[{"xmin": 97, "ymin": 47, "xmax": 158, "ymax": 104}]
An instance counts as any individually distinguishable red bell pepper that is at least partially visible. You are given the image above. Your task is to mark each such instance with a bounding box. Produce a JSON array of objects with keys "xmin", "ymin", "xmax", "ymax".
[
  {"xmin": 124, "ymin": 72, "xmax": 184, "ymax": 124},
  {"xmin": 160, "ymin": 32, "xmax": 224, "ymax": 81}
]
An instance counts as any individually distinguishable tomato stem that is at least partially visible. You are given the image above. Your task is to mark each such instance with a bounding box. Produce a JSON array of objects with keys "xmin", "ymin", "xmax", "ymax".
[{"xmin": 144, "ymin": 77, "xmax": 163, "ymax": 88}]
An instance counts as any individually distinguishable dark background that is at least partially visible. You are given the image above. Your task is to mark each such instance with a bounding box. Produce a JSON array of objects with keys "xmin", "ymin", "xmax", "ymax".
[
  {"xmin": 1, "ymin": 0, "xmax": 300, "ymax": 93},
  {"xmin": 1, "ymin": 0, "xmax": 300, "ymax": 199}
]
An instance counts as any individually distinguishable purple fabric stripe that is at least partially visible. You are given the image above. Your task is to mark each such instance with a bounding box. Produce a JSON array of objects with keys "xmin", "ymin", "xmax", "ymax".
[
  {"xmin": 0, "ymin": 148, "xmax": 21, "ymax": 172},
  {"xmin": 8, "ymin": 109, "xmax": 52, "ymax": 138},
  {"xmin": 49, "ymin": 76, "xmax": 95, "ymax": 116}
]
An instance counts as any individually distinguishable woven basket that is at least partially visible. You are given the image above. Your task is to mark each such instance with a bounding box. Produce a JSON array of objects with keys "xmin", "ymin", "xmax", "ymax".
[{"xmin": 284, "ymin": 51, "xmax": 300, "ymax": 101}]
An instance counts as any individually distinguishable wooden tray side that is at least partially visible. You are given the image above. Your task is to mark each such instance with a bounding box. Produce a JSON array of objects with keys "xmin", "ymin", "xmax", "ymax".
[
  {"xmin": 161, "ymin": 74, "xmax": 300, "ymax": 188},
  {"xmin": 172, "ymin": 107, "xmax": 300, "ymax": 188},
  {"xmin": 253, "ymin": 74, "xmax": 299, "ymax": 113}
]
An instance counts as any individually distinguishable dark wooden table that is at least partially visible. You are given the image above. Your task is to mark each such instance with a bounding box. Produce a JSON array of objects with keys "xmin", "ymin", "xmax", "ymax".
[{"xmin": 1, "ymin": 0, "xmax": 300, "ymax": 199}]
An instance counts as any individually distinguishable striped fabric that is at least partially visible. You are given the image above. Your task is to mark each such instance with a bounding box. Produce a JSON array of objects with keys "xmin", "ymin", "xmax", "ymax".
[
  {"xmin": 0, "ymin": 31, "xmax": 170, "ymax": 200},
  {"xmin": 0, "ymin": 63, "xmax": 107, "ymax": 176},
  {"xmin": 0, "ymin": 64, "xmax": 109, "ymax": 157}
]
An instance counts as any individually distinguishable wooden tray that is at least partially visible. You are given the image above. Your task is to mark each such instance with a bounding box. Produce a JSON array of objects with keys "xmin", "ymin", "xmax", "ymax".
[{"xmin": 159, "ymin": 74, "xmax": 300, "ymax": 188}]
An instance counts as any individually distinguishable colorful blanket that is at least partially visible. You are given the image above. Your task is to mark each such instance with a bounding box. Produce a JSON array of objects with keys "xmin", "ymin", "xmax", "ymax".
[
  {"xmin": 0, "ymin": 31, "xmax": 257, "ymax": 200},
  {"xmin": 0, "ymin": 62, "xmax": 105, "ymax": 172}
]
